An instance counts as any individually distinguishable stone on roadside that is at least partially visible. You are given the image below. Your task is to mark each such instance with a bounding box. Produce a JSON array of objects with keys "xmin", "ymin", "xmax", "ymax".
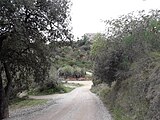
[{"xmin": 17, "ymin": 90, "xmax": 29, "ymax": 99}]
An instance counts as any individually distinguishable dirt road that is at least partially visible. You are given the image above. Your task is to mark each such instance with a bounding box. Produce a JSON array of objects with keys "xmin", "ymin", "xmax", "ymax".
[{"xmin": 8, "ymin": 81, "xmax": 112, "ymax": 120}]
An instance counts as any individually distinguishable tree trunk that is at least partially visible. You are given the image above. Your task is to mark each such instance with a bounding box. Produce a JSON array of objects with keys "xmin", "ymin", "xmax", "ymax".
[
  {"xmin": 0, "ymin": 36, "xmax": 3, "ymax": 120},
  {"xmin": 0, "ymin": 33, "xmax": 9, "ymax": 120},
  {"xmin": 0, "ymin": 62, "xmax": 12, "ymax": 119},
  {"xmin": 0, "ymin": 34, "xmax": 7, "ymax": 52},
  {"xmin": 1, "ymin": 97, "xmax": 9, "ymax": 119},
  {"xmin": 4, "ymin": 63, "xmax": 12, "ymax": 98},
  {"xmin": 0, "ymin": 63, "xmax": 4, "ymax": 120}
]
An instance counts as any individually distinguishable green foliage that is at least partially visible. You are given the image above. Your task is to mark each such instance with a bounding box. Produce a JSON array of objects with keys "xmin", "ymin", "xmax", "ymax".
[
  {"xmin": 58, "ymin": 65, "xmax": 86, "ymax": 79},
  {"xmin": 93, "ymin": 49, "xmax": 123, "ymax": 86},
  {"xmin": 112, "ymin": 106, "xmax": 133, "ymax": 120},
  {"xmin": 92, "ymin": 10, "xmax": 160, "ymax": 120},
  {"xmin": 90, "ymin": 33, "xmax": 107, "ymax": 58},
  {"xmin": 92, "ymin": 10, "xmax": 160, "ymax": 87},
  {"xmin": 58, "ymin": 65, "xmax": 74, "ymax": 78},
  {"xmin": 77, "ymin": 35, "xmax": 90, "ymax": 47},
  {"xmin": 123, "ymin": 35, "xmax": 134, "ymax": 46},
  {"xmin": 0, "ymin": 0, "xmax": 72, "ymax": 89},
  {"xmin": 29, "ymin": 84, "xmax": 75, "ymax": 96},
  {"xmin": 52, "ymin": 36, "xmax": 92, "ymax": 71},
  {"xmin": 0, "ymin": 0, "xmax": 73, "ymax": 118}
]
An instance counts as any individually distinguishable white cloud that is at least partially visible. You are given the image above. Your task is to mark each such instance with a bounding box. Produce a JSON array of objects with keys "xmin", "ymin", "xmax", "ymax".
[{"xmin": 71, "ymin": 0, "xmax": 160, "ymax": 38}]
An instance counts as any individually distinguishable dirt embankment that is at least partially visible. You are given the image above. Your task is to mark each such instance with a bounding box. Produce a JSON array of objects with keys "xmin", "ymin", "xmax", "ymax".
[{"xmin": 93, "ymin": 57, "xmax": 160, "ymax": 120}]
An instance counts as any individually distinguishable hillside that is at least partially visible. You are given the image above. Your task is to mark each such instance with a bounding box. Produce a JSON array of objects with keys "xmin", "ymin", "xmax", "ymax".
[
  {"xmin": 49, "ymin": 35, "xmax": 93, "ymax": 81},
  {"xmin": 92, "ymin": 54, "xmax": 160, "ymax": 120},
  {"xmin": 53, "ymin": 37, "xmax": 92, "ymax": 70},
  {"xmin": 91, "ymin": 10, "xmax": 160, "ymax": 120}
]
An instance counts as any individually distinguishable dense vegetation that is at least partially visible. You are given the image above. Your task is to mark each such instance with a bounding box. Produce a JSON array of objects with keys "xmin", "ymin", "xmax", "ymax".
[
  {"xmin": 91, "ymin": 10, "xmax": 160, "ymax": 120},
  {"xmin": 56, "ymin": 36, "xmax": 92, "ymax": 79}
]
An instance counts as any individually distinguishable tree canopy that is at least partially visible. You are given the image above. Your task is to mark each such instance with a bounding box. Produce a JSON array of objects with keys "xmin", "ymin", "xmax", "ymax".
[{"xmin": 0, "ymin": 0, "xmax": 72, "ymax": 119}]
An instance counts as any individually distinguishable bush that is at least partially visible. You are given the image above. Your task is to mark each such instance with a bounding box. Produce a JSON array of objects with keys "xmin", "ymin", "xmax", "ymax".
[{"xmin": 58, "ymin": 65, "xmax": 86, "ymax": 79}]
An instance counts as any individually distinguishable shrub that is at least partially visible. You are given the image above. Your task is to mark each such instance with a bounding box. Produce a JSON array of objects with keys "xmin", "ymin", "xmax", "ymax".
[{"xmin": 58, "ymin": 66, "xmax": 86, "ymax": 79}]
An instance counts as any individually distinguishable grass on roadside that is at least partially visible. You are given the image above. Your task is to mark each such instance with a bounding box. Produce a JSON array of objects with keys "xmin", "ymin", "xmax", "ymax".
[
  {"xmin": 9, "ymin": 98, "xmax": 48, "ymax": 109},
  {"xmin": 91, "ymin": 84, "xmax": 133, "ymax": 120},
  {"xmin": 9, "ymin": 83, "xmax": 82, "ymax": 110},
  {"xmin": 112, "ymin": 106, "xmax": 133, "ymax": 120},
  {"xmin": 29, "ymin": 83, "xmax": 82, "ymax": 96},
  {"xmin": 63, "ymin": 82, "xmax": 83, "ymax": 88}
]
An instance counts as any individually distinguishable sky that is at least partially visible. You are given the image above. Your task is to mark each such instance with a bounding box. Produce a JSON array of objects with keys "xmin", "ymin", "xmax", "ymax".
[{"xmin": 70, "ymin": 0, "xmax": 160, "ymax": 39}]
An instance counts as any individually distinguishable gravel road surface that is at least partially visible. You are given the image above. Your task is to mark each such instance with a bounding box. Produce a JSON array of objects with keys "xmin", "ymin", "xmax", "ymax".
[{"xmin": 6, "ymin": 81, "xmax": 112, "ymax": 120}]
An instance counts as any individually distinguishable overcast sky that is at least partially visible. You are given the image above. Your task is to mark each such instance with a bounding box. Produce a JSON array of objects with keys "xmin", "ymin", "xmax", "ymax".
[{"xmin": 70, "ymin": 0, "xmax": 160, "ymax": 39}]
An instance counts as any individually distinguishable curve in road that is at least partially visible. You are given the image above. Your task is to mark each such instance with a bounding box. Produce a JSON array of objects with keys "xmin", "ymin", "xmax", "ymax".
[{"xmin": 7, "ymin": 81, "xmax": 112, "ymax": 120}]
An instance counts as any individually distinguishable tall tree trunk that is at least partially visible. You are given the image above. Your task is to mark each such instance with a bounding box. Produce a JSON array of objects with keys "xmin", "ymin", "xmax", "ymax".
[
  {"xmin": 0, "ymin": 62, "xmax": 4, "ymax": 120},
  {"xmin": 0, "ymin": 34, "xmax": 7, "ymax": 52},
  {"xmin": 0, "ymin": 33, "xmax": 9, "ymax": 120},
  {"xmin": 1, "ymin": 96, "xmax": 9, "ymax": 119},
  {"xmin": 0, "ymin": 62, "xmax": 12, "ymax": 119},
  {"xmin": 3, "ymin": 63, "xmax": 12, "ymax": 119},
  {"xmin": 0, "ymin": 36, "xmax": 3, "ymax": 120},
  {"xmin": 4, "ymin": 62, "xmax": 12, "ymax": 98}
]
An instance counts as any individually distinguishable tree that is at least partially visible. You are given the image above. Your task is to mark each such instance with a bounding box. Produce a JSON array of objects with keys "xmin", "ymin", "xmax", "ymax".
[
  {"xmin": 0, "ymin": 0, "xmax": 72, "ymax": 119},
  {"xmin": 58, "ymin": 65, "xmax": 74, "ymax": 79},
  {"xmin": 92, "ymin": 10, "xmax": 160, "ymax": 87},
  {"xmin": 90, "ymin": 33, "xmax": 107, "ymax": 59},
  {"xmin": 58, "ymin": 65, "xmax": 86, "ymax": 79}
]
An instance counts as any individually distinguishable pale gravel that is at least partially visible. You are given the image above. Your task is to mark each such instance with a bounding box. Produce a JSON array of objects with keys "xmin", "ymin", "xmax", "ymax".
[{"xmin": 5, "ymin": 81, "xmax": 112, "ymax": 120}]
